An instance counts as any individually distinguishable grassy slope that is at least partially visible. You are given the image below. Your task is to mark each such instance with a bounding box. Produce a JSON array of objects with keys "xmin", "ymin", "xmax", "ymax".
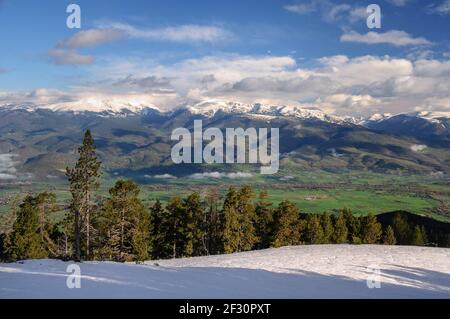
[{"xmin": 1, "ymin": 171, "xmax": 449, "ymax": 233}]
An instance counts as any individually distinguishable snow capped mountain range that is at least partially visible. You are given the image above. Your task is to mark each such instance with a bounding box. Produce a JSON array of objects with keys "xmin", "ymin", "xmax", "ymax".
[
  {"xmin": 0, "ymin": 98, "xmax": 448, "ymax": 125},
  {"xmin": 0, "ymin": 96, "xmax": 160, "ymax": 115},
  {"xmin": 186, "ymin": 99, "xmax": 360, "ymax": 124}
]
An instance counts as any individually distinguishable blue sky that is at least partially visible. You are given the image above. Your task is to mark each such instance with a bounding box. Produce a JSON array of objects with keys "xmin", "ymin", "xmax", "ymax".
[{"xmin": 0, "ymin": 0, "xmax": 449, "ymax": 117}]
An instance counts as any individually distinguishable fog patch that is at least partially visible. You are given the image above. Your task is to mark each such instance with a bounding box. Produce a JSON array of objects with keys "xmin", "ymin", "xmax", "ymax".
[
  {"xmin": 410, "ymin": 144, "xmax": 427, "ymax": 152},
  {"xmin": 146, "ymin": 174, "xmax": 178, "ymax": 179},
  {"xmin": 0, "ymin": 154, "xmax": 18, "ymax": 180},
  {"xmin": 188, "ymin": 171, "xmax": 253, "ymax": 179}
]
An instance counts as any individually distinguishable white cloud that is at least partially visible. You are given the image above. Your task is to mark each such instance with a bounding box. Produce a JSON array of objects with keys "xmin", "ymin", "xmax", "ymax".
[
  {"xmin": 96, "ymin": 23, "xmax": 231, "ymax": 43},
  {"xmin": 427, "ymin": 0, "xmax": 450, "ymax": 15},
  {"xmin": 3, "ymin": 53, "xmax": 450, "ymax": 118},
  {"xmin": 315, "ymin": 94, "xmax": 381, "ymax": 115},
  {"xmin": 284, "ymin": 4, "xmax": 315, "ymax": 14},
  {"xmin": 58, "ymin": 29, "xmax": 125, "ymax": 49},
  {"xmin": 285, "ymin": 1, "xmax": 366, "ymax": 23},
  {"xmin": 341, "ymin": 30, "xmax": 431, "ymax": 47},
  {"xmin": 49, "ymin": 24, "xmax": 231, "ymax": 67},
  {"xmin": 386, "ymin": 0, "xmax": 412, "ymax": 6},
  {"xmin": 49, "ymin": 49, "xmax": 94, "ymax": 65}
]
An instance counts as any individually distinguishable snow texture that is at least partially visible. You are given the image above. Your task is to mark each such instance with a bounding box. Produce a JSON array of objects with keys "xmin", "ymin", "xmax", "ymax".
[{"xmin": 0, "ymin": 245, "xmax": 449, "ymax": 299}]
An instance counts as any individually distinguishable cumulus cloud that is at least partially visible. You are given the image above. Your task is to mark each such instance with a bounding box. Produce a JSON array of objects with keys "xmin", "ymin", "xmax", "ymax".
[
  {"xmin": 0, "ymin": 154, "xmax": 18, "ymax": 180},
  {"xmin": 188, "ymin": 172, "xmax": 253, "ymax": 179},
  {"xmin": 340, "ymin": 30, "xmax": 431, "ymax": 46},
  {"xmin": 3, "ymin": 53, "xmax": 450, "ymax": 117},
  {"xmin": 49, "ymin": 49, "xmax": 94, "ymax": 65}
]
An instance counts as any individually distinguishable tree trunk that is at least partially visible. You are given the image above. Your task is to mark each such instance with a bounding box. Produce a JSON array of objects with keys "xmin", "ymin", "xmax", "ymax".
[
  {"xmin": 121, "ymin": 209, "xmax": 125, "ymax": 255},
  {"xmin": 86, "ymin": 210, "xmax": 90, "ymax": 259},
  {"xmin": 74, "ymin": 209, "xmax": 81, "ymax": 261},
  {"xmin": 39, "ymin": 204, "xmax": 44, "ymax": 241},
  {"xmin": 64, "ymin": 233, "xmax": 68, "ymax": 257},
  {"xmin": 172, "ymin": 241, "xmax": 176, "ymax": 258},
  {"xmin": 85, "ymin": 192, "xmax": 91, "ymax": 260}
]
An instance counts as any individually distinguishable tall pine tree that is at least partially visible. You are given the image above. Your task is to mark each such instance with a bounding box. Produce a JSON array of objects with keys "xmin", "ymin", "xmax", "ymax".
[
  {"xmin": 221, "ymin": 187, "xmax": 241, "ymax": 253},
  {"xmin": 184, "ymin": 192, "xmax": 207, "ymax": 256},
  {"xmin": 149, "ymin": 199, "xmax": 164, "ymax": 259},
  {"xmin": 66, "ymin": 129, "xmax": 101, "ymax": 261},
  {"xmin": 255, "ymin": 191, "xmax": 273, "ymax": 249},
  {"xmin": 99, "ymin": 180, "xmax": 150, "ymax": 261},
  {"xmin": 162, "ymin": 196, "xmax": 186, "ymax": 258},
  {"xmin": 333, "ymin": 212, "xmax": 348, "ymax": 244},
  {"xmin": 320, "ymin": 213, "xmax": 334, "ymax": 244},
  {"xmin": 6, "ymin": 195, "xmax": 49, "ymax": 260}
]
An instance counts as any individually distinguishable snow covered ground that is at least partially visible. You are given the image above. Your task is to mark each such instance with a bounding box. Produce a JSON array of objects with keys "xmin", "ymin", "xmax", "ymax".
[{"xmin": 0, "ymin": 245, "xmax": 449, "ymax": 299}]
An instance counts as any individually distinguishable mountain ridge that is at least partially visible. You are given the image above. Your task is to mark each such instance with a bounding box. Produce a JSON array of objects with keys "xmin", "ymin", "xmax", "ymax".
[{"xmin": 1, "ymin": 99, "xmax": 449, "ymax": 127}]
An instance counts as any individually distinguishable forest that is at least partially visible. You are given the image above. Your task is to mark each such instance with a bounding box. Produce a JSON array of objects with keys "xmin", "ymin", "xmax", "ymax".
[{"xmin": 0, "ymin": 130, "xmax": 447, "ymax": 263}]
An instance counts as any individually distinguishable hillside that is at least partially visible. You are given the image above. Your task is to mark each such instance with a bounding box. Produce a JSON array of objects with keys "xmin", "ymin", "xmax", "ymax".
[
  {"xmin": 0, "ymin": 245, "xmax": 449, "ymax": 298},
  {"xmin": 1, "ymin": 104, "xmax": 450, "ymax": 181}
]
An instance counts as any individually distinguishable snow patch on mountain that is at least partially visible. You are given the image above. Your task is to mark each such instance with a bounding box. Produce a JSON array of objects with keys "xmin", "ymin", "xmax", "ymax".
[
  {"xmin": 0, "ymin": 96, "xmax": 161, "ymax": 115},
  {"xmin": 186, "ymin": 99, "xmax": 359, "ymax": 124}
]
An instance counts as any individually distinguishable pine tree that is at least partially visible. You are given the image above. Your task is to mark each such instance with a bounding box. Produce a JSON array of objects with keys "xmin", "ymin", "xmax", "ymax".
[
  {"xmin": 271, "ymin": 200, "xmax": 301, "ymax": 248},
  {"xmin": 149, "ymin": 199, "xmax": 164, "ymax": 259},
  {"xmin": 35, "ymin": 192, "xmax": 58, "ymax": 255},
  {"xmin": 333, "ymin": 212, "xmax": 348, "ymax": 244},
  {"xmin": 6, "ymin": 196, "xmax": 48, "ymax": 260},
  {"xmin": 184, "ymin": 192, "xmax": 207, "ymax": 256},
  {"xmin": 98, "ymin": 180, "xmax": 150, "ymax": 261},
  {"xmin": 204, "ymin": 187, "xmax": 222, "ymax": 255},
  {"xmin": 304, "ymin": 214, "xmax": 324, "ymax": 244},
  {"xmin": 382, "ymin": 225, "xmax": 396, "ymax": 245},
  {"xmin": 411, "ymin": 225, "xmax": 427, "ymax": 246},
  {"xmin": 342, "ymin": 208, "xmax": 361, "ymax": 243},
  {"xmin": 66, "ymin": 129, "xmax": 101, "ymax": 261},
  {"xmin": 236, "ymin": 186, "xmax": 257, "ymax": 251},
  {"xmin": 255, "ymin": 191, "xmax": 273, "ymax": 249},
  {"xmin": 54, "ymin": 214, "xmax": 74, "ymax": 259},
  {"xmin": 221, "ymin": 187, "xmax": 241, "ymax": 253},
  {"xmin": 391, "ymin": 213, "xmax": 412, "ymax": 245},
  {"xmin": 360, "ymin": 213, "xmax": 382, "ymax": 244},
  {"xmin": 162, "ymin": 196, "xmax": 186, "ymax": 258},
  {"xmin": 220, "ymin": 186, "xmax": 257, "ymax": 253},
  {"xmin": 320, "ymin": 213, "xmax": 334, "ymax": 244}
]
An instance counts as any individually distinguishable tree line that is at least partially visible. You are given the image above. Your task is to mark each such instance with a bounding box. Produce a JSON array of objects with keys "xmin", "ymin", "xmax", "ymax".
[{"xmin": 0, "ymin": 131, "xmax": 443, "ymax": 262}]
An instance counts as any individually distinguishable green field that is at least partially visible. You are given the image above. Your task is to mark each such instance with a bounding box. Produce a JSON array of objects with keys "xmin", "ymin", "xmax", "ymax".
[{"xmin": 1, "ymin": 170, "xmax": 449, "ymax": 232}]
